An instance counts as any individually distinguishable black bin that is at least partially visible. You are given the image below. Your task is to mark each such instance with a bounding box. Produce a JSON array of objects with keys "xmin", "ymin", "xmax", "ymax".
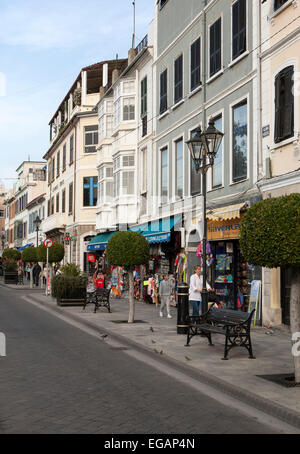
[{"xmin": 177, "ymin": 282, "xmax": 189, "ymax": 335}]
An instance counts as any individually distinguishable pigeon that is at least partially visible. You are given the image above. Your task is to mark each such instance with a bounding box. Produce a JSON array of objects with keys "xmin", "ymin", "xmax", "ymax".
[
  {"xmin": 185, "ymin": 356, "xmax": 191, "ymax": 361},
  {"xmin": 99, "ymin": 334, "xmax": 108, "ymax": 339},
  {"xmin": 150, "ymin": 327, "xmax": 154, "ymax": 332},
  {"xmin": 151, "ymin": 340, "xmax": 156, "ymax": 344},
  {"xmin": 154, "ymin": 349, "xmax": 159, "ymax": 354},
  {"xmin": 160, "ymin": 351, "xmax": 163, "ymax": 355}
]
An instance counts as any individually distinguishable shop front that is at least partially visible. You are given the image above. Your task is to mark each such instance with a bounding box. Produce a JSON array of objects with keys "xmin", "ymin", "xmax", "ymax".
[{"xmin": 190, "ymin": 203, "xmax": 262, "ymax": 314}]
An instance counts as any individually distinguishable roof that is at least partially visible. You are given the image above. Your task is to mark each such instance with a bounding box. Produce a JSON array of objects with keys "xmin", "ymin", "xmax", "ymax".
[
  {"xmin": 26, "ymin": 193, "xmax": 46, "ymax": 210},
  {"xmin": 49, "ymin": 59, "xmax": 127, "ymax": 125}
]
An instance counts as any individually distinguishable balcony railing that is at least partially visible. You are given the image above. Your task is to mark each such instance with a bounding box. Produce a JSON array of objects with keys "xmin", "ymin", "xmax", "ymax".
[{"xmin": 136, "ymin": 35, "xmax": 148, "ymax": 55}]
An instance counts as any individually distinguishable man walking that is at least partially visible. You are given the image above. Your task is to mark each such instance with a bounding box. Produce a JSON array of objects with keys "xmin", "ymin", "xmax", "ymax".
[
  {"xmin": 189, "ymin": 265, "xmax": 212, "ymax": 316},
  {"xmin": 159, "ymin": 274, "xmax": 172, "ymax": 319},
  {"xmin": 33, "ymin": 262, "xmax": 41, "ymax": 287}
]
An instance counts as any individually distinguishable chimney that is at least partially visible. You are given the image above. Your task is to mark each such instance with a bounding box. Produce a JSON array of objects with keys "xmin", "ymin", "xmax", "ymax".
[
  {"xmin": 99, "ymin": 86, "xmax": 105, "ymax": 97},
  {"xmin": 128, "ymin": 48, "xmax": 137, "ymax": 66},
  {"xmin": 112, "ymin": 68, "xmax": 120, "ymax": 84}
]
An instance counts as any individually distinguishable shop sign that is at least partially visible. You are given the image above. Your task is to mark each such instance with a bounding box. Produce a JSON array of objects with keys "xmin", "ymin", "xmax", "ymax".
[
  {"xmin": 146, "ymin": 233, "xmax": 171, "ymax": 244},
  {"xmin": 208, "ymin": 219, "xmax": 242, "ymax": 240},
  {"xmin": 88, "ymin": 254, "xmax": 95, "ymax": 263}
]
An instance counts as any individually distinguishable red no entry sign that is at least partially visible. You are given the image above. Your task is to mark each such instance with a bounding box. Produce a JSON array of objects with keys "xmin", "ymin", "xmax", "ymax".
[{"xmin": 44, "ymin": 238, "xmax": 53, "ymax": 249}]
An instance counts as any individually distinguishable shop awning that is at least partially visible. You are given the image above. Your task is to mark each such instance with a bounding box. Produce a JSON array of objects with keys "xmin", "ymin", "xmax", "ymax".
[
  {"xmin": 132, "ymin": 215, "xmax": 182, "ymax": 244},
  {"xmin": 87, "ymin": 232, "xmax": 116, "ymax": 251},
  {"xmin": 18, "ymin": 243, "xmax": 34, "ymax": 251},
  {"xmin": 193, "ymin": 203, "xmax": 248, "ymax": 224}
]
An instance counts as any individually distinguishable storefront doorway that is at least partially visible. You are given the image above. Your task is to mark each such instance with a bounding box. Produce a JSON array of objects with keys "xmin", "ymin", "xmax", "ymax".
[{"xmin": 281, "ymin": 268, "xmax": 292, "ymax": 326}]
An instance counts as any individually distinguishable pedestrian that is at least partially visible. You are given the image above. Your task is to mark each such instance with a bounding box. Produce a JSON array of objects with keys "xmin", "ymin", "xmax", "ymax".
[
  {"xmin": 32, "ymin": 262, "xmax": 41, "ymax": 287},
  {"xmin": 159, "ymin": 273, "xmax": 172, "ymax": 319},
  {"xmin": 95, "ymin": 273, "xmax": 105, "ymax": 289},
  {"xmin": 26, "ymin": 263, "xmax": 31, "ymax": 281},
  {"xmin": 189, "ymin": 265, "xmax": 212, "ymax": 316}
]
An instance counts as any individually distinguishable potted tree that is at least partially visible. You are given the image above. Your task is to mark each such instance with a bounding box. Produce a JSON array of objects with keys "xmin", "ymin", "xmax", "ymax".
[
  {"xmin": 2, "ymin": 249, "xmax": 21, "ymax": 284},
  {"xmin": 106, "ymin": 231, "xmax": 150, "ymax": 323},
  {"xmin": 240, "ymin": 193, "xmax": 300, "ymax": 384},
  {"xmin": 51, "ymin": 263, "xmax": 88, "ymax": 306}
]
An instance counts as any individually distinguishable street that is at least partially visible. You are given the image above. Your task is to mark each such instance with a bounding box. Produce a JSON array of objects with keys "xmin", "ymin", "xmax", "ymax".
[{"xmin": 0, "ymin": 285, "xmax": 286, "ymax": 435}]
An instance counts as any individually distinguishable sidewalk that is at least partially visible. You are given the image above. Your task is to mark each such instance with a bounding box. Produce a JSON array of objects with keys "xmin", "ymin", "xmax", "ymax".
[{"xmin": 15, "ymin": 288, "xmax": 300, "ymax": 427}]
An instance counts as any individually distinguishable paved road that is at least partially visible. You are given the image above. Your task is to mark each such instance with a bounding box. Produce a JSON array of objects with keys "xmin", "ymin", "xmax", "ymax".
[{"xmin": 0, "ymin": 285, "xmax": 280, "ymax": 434}]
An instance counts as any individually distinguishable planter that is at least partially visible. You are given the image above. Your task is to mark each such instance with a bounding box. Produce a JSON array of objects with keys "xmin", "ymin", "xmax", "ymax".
[
  {"xmin": 4, "ymin": 272, "xmax": 18, "ymax": 285},
  {"xmin": 57, "ymin": 297, "xmax": 86, "ymax": 307}
]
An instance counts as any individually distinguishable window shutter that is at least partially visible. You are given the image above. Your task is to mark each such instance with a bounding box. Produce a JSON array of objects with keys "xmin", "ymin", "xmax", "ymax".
[
  {"xmin": 232, "ymin": 2, "xmax": 239, "ymax": 59},
  {"xmin": 283, "ymin": 67, "xmax": 294, "ymax": 139},
  {"xmin": 210, "ymin": 23, "xmax": 216, "ymax": 76},
  {"xmin": 274, "ymin": 73, "xmax": 282, "ymax": 143}
]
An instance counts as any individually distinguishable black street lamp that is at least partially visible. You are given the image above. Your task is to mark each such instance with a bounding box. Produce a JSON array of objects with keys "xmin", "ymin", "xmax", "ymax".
[
  {"xmin": 186, "ymin": 118, "xmax": 224, "ymax": 313},
  {"xmin": 33, "ymin": 215, "xmax": 42, "ymax": 248}
]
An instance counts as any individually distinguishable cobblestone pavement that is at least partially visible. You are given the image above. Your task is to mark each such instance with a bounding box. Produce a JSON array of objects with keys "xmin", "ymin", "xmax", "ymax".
[{"xmin": 0, "ymin": 285, "xmax": 283, "ymax": 434}]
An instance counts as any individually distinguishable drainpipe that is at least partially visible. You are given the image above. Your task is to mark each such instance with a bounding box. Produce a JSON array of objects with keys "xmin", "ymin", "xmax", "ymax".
[
  {"xmin": 257, "ymin": 1, "xmax": 263, "ymax": 179},
  {"xmin": 73, "ymin": 123, "xmax": 77, "ymax": 264}
]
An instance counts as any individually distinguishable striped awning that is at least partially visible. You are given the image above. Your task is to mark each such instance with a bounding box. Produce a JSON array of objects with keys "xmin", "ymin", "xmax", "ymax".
[{"xmin": 192, "ymin": 202, "xmax": 248, "ymax": 224}]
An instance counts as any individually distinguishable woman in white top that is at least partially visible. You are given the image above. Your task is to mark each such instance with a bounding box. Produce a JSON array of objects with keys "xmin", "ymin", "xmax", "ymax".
[{"xmin": 189, "ymin": 265, "xmax": 212, "ymax": 316}]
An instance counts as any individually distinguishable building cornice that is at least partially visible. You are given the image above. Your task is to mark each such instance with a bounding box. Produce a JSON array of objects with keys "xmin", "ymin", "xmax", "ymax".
[{"xmin": 258, "ymin": 169, "xmax": 300, "ymax": 191}]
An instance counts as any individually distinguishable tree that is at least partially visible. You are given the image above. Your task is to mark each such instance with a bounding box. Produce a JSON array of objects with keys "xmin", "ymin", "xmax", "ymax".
[
  {"xmin": 2, "ymin": 248, "xmax": 21, "ymax": 262},
  {"xmin": 106, "ymin": 231, "xmax": 150, "ymax": 323},
  {"xmin": 240, "ymin": 193, "xmax": 300, "ymax": 382},
  {"xmin": 22, "ymin": 247, "xmax": 38, "ymax": 263},
  {"xmin": 37, "ymin": 242, "xmax": 65, "ymax": 263}
]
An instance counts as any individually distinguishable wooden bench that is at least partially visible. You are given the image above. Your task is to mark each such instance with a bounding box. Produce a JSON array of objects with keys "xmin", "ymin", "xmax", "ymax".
[
  {"xmin": 185, "ymin": 305, "xmax": 256, "ymax": 360},
  {"xmin": 84, "ymin": 288, "xmax": 111, "ymax": 314}
]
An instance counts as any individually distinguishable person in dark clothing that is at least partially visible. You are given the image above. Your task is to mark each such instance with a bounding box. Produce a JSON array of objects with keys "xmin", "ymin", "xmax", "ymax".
[{"xmin": 33, "ymin": 263, "xmax": 41, "ymax": 287}]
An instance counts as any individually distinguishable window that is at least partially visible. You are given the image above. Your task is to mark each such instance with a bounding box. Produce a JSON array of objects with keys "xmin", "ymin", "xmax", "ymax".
[
  {"xmin": 52, "ymin": 157, "xmax": 55, "ymax": 182},
  {"xmin": 123, "ymin": 80, "xmax": 135, "ymax": 94},
  {"xmin": 62, "ymin": 189, "xmax": 66, "ymax": 213},
  {"xmin": 106, "ymin": 181, "xmax": 113, "ymax": 199},
  {"xmin": 0, "ymin": 210, "xmax": 4, "ymax": 218},
  {"xmin": 174, "ymin": 55, "xmax": 183, "ymax": 104},
  {"xmin": 122, "ymin": 171, "xmax": 135, "ymax": 195},
  {"xmin": 70, "ymin": 135, "xmax": 74, "ymax": 164},
  {"xmin": 123, "ymin": 98, "xmax": 135, "ymax": 121},
  {"xmin": 69, "ymin": 182, "xmax": 73, "ymax": 214},
  {"xmin": 274, "ymin": 0, "xmax": 289, "ymax": 11},
  {"xmin": 141, "ymin": 77, "xmax": 147, "ymax": 117},
  {"xmin": 274, "ymin": 66, "xmax": 294, "ymax": 143},
  {"xmin": 212, "ymin": 115, "xmax": 223, "ymax": 188},
  {"xmin": 161, "ymin": 147, "xmax": 168, "ymax": 201},
  {"xmin": 114, "ymin": 172, "xmax": 120, "ymax": 198},
  {"xmin": 123, "ymin": 156, "xmax": 135, "ymax": 167},
  {"xmin": 191, "ymin": 38, "xmax": 201, "ymax": 91},
  {"xmin": 56, "ymin": 193, "xmax": 59, "ymax": 213},
  {"xmin": 160, "ymin": 69, "xmax": 168, "ymax": 115},
  {"xmin": 51, "ymin": 197, "xmax": 55, "ymax": 216},
  {"xmin": 106, "ymin": 167, "xmax": 113, "ymax": 178},
  {"xmin": 141, "ymin": 148, "xmax": 147, "ymax": 194},
  {"xmin": 85, "ymin": 126, "xmax": 98, "ymax": 153},
  {"xmin": 232, "ymin": 100, "xmax": 248, "ymax": 182},
  {"xmin": 83, "ymin": 177, "xmax": 98, "ymax": 207},
  {"xmin": 114, "ymin": 156, "xmax": 121, "ymax": 171},
  {"xmin": 175, "ymin": 139, "xmax": 183, "ymax": 199},
  {"xmin": 210, "ymin": 18, "xmax": 221, "ymax": 77},
  {"xmin": 232, "ymin": 0, "xmax": 246, "ymax": 61},
  {"xmin": 99, "ymin": 182, "xmax": 104, "ymax": 202},
  {"xmin": 57, "ymin": 151, "xmax": 60, "ymax": 177},
  {"xmin": 62, "ymin": 145, "xmax": 66, "ymax": 171},
  {"xmin": 99, "ymin": 167, "xmax": 104, "ymax": 181}
]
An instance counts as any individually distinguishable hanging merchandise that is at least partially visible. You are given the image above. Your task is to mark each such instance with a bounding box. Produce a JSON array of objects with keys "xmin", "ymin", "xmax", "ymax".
[
  {"xmin": 174, "ymin": 252, "xmax": 188, "ymax": 283},
  {"xmin": 196, "ymin": 241, "xmax": 214, "ymax": 267}
]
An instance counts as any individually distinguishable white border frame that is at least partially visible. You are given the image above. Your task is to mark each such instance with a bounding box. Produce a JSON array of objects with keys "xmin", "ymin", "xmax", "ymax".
[{"xmin": 207, "ymin": 13, "xmax": 223, "ymax": 81}]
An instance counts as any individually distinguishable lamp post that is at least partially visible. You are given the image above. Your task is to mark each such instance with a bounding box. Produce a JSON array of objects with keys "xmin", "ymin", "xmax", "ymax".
[
  {"xmin": 186, "ymin": 118, "xmax": 224, "ymax": 313},
  {"xmin": 33, "ymin": 215, "xmax": 42, "ymax": 248}
]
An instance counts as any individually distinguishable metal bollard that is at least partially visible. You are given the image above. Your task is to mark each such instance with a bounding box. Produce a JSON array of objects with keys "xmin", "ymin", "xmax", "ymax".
[{"xmin": 177, "ymin": 282, "xmax": 190, "ymax": 335}]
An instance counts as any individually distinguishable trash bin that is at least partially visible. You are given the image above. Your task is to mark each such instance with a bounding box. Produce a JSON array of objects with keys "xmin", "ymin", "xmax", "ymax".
[{"xmin": 177, "ymin": 282, "xmax": 189, "ymax": 335}]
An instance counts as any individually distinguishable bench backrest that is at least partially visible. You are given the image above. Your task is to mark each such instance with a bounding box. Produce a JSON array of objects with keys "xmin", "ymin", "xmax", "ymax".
[
  {"xmin": 206, "ymin": 307, "xmax": 255, "ymax": 325},
  {"xmin": 96, "ymin": 288, "xmax": 111, "ymax": 298}
]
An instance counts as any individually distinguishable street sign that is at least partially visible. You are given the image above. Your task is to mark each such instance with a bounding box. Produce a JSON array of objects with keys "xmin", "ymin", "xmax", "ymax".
[{"xmin": 44, "ymin": 238, "xmax": 53, "ymax": 249}]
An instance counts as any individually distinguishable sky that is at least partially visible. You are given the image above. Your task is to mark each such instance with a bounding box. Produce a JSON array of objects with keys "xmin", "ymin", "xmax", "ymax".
[{"xmin": 0, "ymin": 0, "xmax": 154, "ymax": 189}]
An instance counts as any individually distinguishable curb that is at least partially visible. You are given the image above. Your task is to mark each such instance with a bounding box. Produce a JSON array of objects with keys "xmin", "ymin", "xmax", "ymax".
[{"xmin": 19, "ymin": 290, "xmax": 300, "ymax": 430}]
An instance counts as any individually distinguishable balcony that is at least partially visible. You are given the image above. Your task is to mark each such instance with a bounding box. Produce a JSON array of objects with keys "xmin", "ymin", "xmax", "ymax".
[{"xmin": 136, "ymin": 35, "xmax": 148, "ymax": 55}]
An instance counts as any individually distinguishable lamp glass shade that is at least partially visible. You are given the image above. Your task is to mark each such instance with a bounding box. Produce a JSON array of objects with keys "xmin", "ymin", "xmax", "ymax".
[
  {"xmin": 201, "ymin": 119, "xmax": 224, "ymax": 163},
  {"xmin": 186, "ymin": 127, "xmax": 205, "ymax": 172},
  {"xmin": 33, "ymin": 216, "xmax": 42, "ymax": 229}
]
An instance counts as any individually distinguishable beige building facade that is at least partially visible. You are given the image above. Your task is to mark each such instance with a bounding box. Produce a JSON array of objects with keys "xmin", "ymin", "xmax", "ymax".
[{"xmin": 259, "ymin": 0, "xmax": 300, "ymax": 326}]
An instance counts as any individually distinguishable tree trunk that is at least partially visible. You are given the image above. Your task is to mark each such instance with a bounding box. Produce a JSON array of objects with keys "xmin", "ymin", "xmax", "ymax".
[
  {"xmin": 128, "ymin": 269, "xmax": 135, "ymax": 324},
  {"xmin": 290, "ymin": 268, "xmax": 300, "ymax": 383}
]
